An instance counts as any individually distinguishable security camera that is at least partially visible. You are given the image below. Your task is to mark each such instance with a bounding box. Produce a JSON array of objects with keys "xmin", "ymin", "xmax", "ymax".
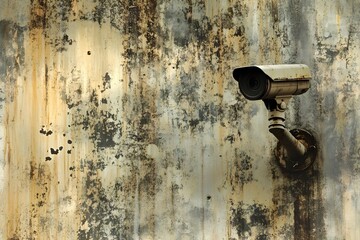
[
  {"xmin": 232, "ymin": 64, "xmax": 317, "ymax": 172},
  {"xmin": 232, "ymin": 64, "xmax": 311, "ymax": 100}
]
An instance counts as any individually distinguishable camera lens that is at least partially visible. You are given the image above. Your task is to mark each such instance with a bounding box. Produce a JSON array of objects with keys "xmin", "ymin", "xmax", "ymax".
[
  {"xmin": 233, "ymin": 67, "xmax": 269, "ymax": 100},
  {"xmin": 248, "ymin": 78, "xmax": 260, "ymax": 90},
  {"xmin": 238, "ymin": 72, "xmax": 268, "ymax": 100}
]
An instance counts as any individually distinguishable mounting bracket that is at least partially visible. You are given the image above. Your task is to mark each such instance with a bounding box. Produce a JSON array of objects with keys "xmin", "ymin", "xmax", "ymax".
[{"xmin": 263, "ymin": 98, "xmax": 317, "ymax": 172}]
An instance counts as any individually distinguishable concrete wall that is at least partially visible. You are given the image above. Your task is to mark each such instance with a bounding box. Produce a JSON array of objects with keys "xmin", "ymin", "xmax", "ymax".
[{"xmin": 1, "ymin": 0, "xmax": 359, "ymax": 239}]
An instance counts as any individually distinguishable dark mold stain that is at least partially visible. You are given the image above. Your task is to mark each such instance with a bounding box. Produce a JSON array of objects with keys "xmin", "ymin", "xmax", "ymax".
[
  {"xmin": 189, "ymin": 119, "xmax": 200, "ymax": 130},
  {"xmin": 179, "ymin": 101, "xmax": 225, "ymax": 133},
  {"xmin": 101, "ymin": 72, "xmax": 111, "ymax": 93},
  {"xmin": 271, "ymin": 156, "xmax": 326, "ymax": 239},
  {"xmin": 198, "ymin": 102, "xmax": 223, "ymax": 124},
  {"xmin": 164, "ymin": 3, "xmax": 190, "ymax": 47},
  {"xmin": 28, "ymin": 162, "xmax": 52, "ymax": 238},
  {"xmin": 79, "ymin": 0, "xmax": 128, "ymax": 30},
  {"xmin": 164, "ymin": 2, "xmax": 212, "ymax": 47},
  {"xmin": 30, "ymin": 0, "xmax": 75, "ymax": 31},
  {"xmin": 29, "ymin": 0, "xmax": 47, "ymax": 30},
  {"xmin": 221, "ymin": 7, "xmax": 235, "ymax": 30},
  {"xmin": 139, "ymin": 162, "xmax": 162, "ymax": 197},
  {"xmin": 45, "ymin": 157, "xmax": 52, "ymax": 161},
  {"xmin": 231, "ymin": 202, "xmax": 270, "ymax": 239},
  {"xmin": 143, "ymin": 0, "xmax": 159, "ymax": 60},
  {"xmin": 250, "ymin": 206, "xmax": 270, "ymax": 227},
  {"xmin": 225, "ymin": 134, "xmax": 236, "ymax": 144},
  {"xmin": 231, "ymin": 150, "xmax": 254, "ymax": 186},
  {"xmin": 234, "ymin": 25, "xmax": 245, "ymax": 37},
  {"xmin": 0, "ymin": 20, "xmax": 26, "ymax": 102},
  {"xmin": 225, "ymin": 94, "xmax": 247, "ymax": 129},
  {"xmin": 64, "ymin": 67, "xmax": 83, "ymax": 109},
  {"xmin": 39, "ymin": 128, "xmax": 46, "ymax": 135},
  {"xmin": 39, "ymin": 126, "xmax": 53, "ymax": 136},
  {"xmin": 89, "ymin": 110, "xmax": 122, "ymax": 149},
  {"xmin": 65, "ymin": 72, "xmax": 122, "ymax": 150},
  {"xmin": 77, "ymin": 159, "xmax": 135, "ymax": 240},
  {"xmin": 89, "ymin": 89, "xmax": 99, "ymax": 107},
  {"xmin": 160, "ymin": 87, "xmax": 170, "ymax": 102},
  {"xmin": 51, "ymin": 33, "xmax": 74, "ymax": 52},
  {"xmin": 50, "ymin": 148, "xmax": 59, "ymax": 155},
  {"xmin": 63, "ymin": 34, "xmax": 72, "ymax": 45},
  {"xmin": 140, "ymin": 111, "xmax": 152, "ymax": 126}
]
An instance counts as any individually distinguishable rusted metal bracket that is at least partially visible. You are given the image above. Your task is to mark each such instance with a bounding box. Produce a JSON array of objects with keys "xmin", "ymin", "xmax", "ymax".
[
  {"xmin": 264, "ymin": 98, "xmax": 317, "ymax": 172},
  {"xmin": 274, "ymin": 129, "xmax": 317, "ymax": 172}
]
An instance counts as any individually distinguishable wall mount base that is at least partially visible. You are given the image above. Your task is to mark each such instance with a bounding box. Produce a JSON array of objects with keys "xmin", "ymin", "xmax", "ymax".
[{"xmin": 274, "ymin": 129, "xmax": 317, "ymax": 172}]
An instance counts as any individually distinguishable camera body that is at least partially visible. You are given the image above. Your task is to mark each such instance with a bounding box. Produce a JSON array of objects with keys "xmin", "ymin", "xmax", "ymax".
[{"xmin": 232, "ymin": 64, "xmax": 311, "ymax": 100}]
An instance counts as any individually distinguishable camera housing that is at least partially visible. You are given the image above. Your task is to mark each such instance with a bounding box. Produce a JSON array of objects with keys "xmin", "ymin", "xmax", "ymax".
[{"xmin": 232, "ymin": 64, "xmax": 311, "ymax": 100}]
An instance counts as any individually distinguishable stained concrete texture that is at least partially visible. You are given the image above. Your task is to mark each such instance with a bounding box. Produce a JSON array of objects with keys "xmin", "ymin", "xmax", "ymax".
[{"xmin": 0, "ymin": 0, "xmax": 360, "ymax": 239}]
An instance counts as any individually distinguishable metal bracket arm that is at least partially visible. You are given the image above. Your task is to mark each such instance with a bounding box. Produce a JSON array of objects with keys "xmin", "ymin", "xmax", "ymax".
[{"xmin": 264, "ymin": 97, "xmax": 316, "ymax": 172}]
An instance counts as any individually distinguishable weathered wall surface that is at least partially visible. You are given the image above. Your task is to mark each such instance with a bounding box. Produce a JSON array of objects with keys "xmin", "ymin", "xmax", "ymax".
[{"xmin": 1, "ymin": 0, "xmax": 359, "ymax": 239}]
